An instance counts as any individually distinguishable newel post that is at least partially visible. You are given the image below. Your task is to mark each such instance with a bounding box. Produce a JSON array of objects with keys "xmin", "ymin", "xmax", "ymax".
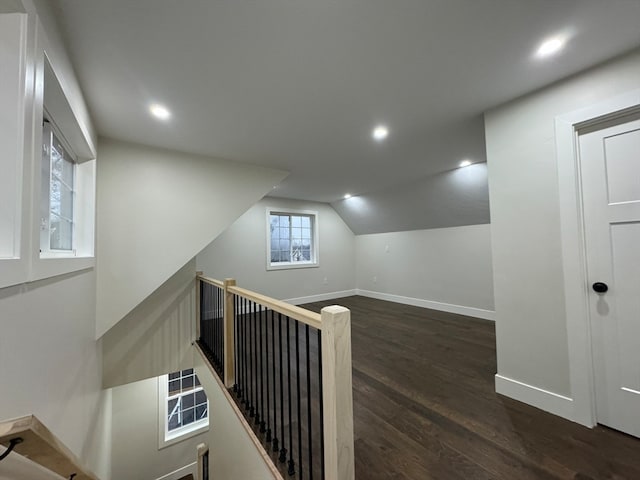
[
  {"xmin": 223, "ymin": 278, "xmax": 236, "ymax": 388},
  {"xmin": 321, "ymin": 305, "xmax": 355, "ymax": 480}
]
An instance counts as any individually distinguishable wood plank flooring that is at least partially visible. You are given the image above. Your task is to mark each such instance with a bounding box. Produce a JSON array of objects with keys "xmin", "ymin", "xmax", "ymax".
[{"xmin": 301, "ymin": 296, "xmax": 640, "ymax": 480}]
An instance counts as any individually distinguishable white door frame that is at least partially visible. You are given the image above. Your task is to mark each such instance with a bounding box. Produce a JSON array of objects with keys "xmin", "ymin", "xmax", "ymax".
[{"xmin": 555, "ymin": 89, "xmax": 640, "ymax": 428}]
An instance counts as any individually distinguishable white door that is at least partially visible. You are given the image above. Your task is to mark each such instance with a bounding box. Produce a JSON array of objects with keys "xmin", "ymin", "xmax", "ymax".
[{"xmin": 579, "ymin": 113, "xmax": 640, "ymax": 438}]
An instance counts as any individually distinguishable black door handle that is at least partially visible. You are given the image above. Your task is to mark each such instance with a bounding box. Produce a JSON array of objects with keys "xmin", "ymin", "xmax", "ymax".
[{"xmin": 592, "ymin": 282, "xmax": 608, "ymax": 293}]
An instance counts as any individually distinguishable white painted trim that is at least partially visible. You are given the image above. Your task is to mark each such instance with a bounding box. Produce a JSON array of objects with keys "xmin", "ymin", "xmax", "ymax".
[
  {"xmin": 555, "ymin": 89, "xmax": 640, "ymax": 427},
  {"xmin": 283, "ymin": 289, "xmax": 357, "ymax": 306},
  {"xmin": 265, "ymin": 207, "xmax": 320, "ymax": 271},
  {"xmin": 157, "ymin": 374, "xmax": 210, "ymax": 450},
  {"xmin": 0, "ymin": 13, "xmax": 30, "ymax": 289},
  {"xmin": 355, "ymin": 289, "xmax": 495, "ymax": 321},
  {"xmin": 154, "ymin": 462, "xmax": 197, "ymax": 480},
  {"xmin": 495, "ymin": 374, "xmax": 574, "ymax": 420}
]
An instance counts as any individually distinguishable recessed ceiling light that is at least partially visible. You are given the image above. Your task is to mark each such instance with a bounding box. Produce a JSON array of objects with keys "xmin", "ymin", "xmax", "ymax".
[
  {"xmin": 372, "ymin": 125, "xmax": 389, "ymax": 141},
  {"xmin": 535, "ymin": 35, "xmax": 566, "ymax": 59},
  {"xmin": 344, "ymin": 193, "xmax": 352, "ymax": 199},
  {"xmin": 459, "ymin": 160, "xmax": 472, "ymax": 167},
  {"xmin": 149, "ymin": 103, "xmax": 171, "ymax": 120}
]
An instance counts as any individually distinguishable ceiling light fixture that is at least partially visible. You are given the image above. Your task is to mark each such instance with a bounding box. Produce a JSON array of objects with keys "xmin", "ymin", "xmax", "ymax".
[
  {"xmin": 372, "ymin": 125, "xmax": 389, "ymax": 141},
  {"xmin": 535, "ymin": 35, "xmax": 566, "ymax": 59},
  {"xmin": 344, "ymin": 193, "xmax": 352, "ymax": 199},
  {"xmin": 459, "ymin": 160, "xmax": 472, "ymax": 167},
  {"xmin": 149, "ymin": 103, "xmax": 171, "ymax": 120}
]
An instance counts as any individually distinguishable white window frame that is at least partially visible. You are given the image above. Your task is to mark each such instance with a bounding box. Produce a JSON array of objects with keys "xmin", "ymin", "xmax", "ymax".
[
  {"xmin": 266, "ymin": 208, "xmax": 319, "ymax": 271},
  {"xmin": 158, "ymin": 370, "xmax": 210, "ymax": 449},
  {"xmin": 29, "ymin": 40, "xmax": 96, "ymax": 281}
]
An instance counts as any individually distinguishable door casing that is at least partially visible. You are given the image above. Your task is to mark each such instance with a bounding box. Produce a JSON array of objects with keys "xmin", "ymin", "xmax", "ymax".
[{"xmin": 555, "ymin": 89, "xmax": 640, "ymax": 427}]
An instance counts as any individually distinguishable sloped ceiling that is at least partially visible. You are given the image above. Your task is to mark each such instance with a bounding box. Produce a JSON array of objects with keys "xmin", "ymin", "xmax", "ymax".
[{"xmin": 50, "ymin": 0, "xmax": 640, "ymax": 203}]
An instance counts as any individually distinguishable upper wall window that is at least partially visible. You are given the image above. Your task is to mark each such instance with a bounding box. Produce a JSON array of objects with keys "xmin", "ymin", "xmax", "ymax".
[
  {"xmin": 30, "ymin": 51, "xmax": 96, "ymax": 279},
  {"xmin": 41, "ymin": 120, "xmax": 76, "ymax": 254},
  {"xmin": 266, "ymin": 208, "xmax": 319, "ymax": 270}
]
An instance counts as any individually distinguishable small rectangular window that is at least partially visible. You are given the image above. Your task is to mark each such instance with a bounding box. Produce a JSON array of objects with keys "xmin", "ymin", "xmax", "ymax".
[
  {"xmin": 40, "ymin": 120, "xmax": 76, "ymax": 255},
  {"xmin": 159, "ymin": 369, "xmax": 209, "ymax": 448},
  {"xmin": 266, "ymin": 208, "xmax": 319, "ymax": 270}
]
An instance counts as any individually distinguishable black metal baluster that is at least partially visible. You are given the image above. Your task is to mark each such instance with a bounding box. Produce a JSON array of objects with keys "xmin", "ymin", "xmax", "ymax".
[
  {"xmin": 318, "ymin": 329, "xmax": 324, "ymax": 480},
  {"xmin": 234, "ymin": 295, "xmax": 239, "ymax": 394},
  {"xmin": 265, "ymin": 308, "xmax": 271, "ymax": 441},
  {"xmin": 208, "ymin": 285, "xmax": 213, "ymax": 358},
  {"xmin": 287, "ymin": 317, "xmax": 295, "ymax": 476},
  {"xmin": 212, "ymin": 285, "xmax": 216, "ymax": 363},
  {"xmin": 271, "ymin": 308, "xmax": 278, "ymax": 451},
  {"xmin": 213, "ymin": 286, "xmax": 216, "ymax": 364},
  {"xmin": 259, "ymin": 305, "xmax": 265, "ymax": 432},
  {"xmin": 220, "ymin": 286, "xmax": 223, "ymax": 371},
  {"xmin": 247, "ymin": 302, "xmax": 255, "ymax": 418},
  {"xmin": 296, "ymin": 321, "xmax": 302, "ymax": 479},
  {"xmin": 243, "ymin": 297, "xmax": 249, "ymax": 406},
  {"xmin": 306, "ymin": 324, "xmax": 313, "ymax": 480},
  {"xmin": 254, "ymin": 302, "xmax": 259, "ymax": 423},
  {"xmin": 279, "ymin": 313, "xmax": 287, "ymax": 463},
  {"xmin": 216, "ymin": 285, "xmax": 220, "ymax": 363},
  {"xmin": 199, "ymin": 281, "xmax": 204, "ymax": 344}
]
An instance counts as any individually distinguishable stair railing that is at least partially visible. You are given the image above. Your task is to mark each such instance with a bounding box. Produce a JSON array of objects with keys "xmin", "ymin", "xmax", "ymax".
[{"xmin": 196, "ymin": 273, "xmax": 354, "ymax": 480}]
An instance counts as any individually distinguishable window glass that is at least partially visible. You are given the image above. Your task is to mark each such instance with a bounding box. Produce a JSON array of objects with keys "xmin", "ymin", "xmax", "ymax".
[
  {"xmin": 165, "ymin": 369, "xmax": 208, "ymax": 436},
  {"xmin": 41, "ymin": 122, "xmax": 75, "ymax": 253},
  {"xmin": 268, "ymin": 210, "xmax": 318, "ymax": 269}
]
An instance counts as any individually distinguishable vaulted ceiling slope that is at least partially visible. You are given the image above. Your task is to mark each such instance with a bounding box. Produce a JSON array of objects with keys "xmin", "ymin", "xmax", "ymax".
[{"xmin": 51, "ymin": 0, "xmax": 640, "ymax": 202}]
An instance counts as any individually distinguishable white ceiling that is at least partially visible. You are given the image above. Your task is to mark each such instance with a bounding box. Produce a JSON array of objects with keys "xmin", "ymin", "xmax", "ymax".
[{"xmin": 50, "ymin": 0, "xmax": 640, "ymax": 202}]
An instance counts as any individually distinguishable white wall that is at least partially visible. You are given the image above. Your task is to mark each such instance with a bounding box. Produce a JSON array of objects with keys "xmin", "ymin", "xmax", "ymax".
[
  {"xmin": 194, "ymin": 351, "xmax": 275, "ymax": 480},
  {"xmin": 0, "ymin": 271, "xmax": 110, "ymax": 479},
  {"xmin": 355, "ymin": 224, "xmax": 494, "ymax": 318},
  {"xmin": 96, "ymin": 138, "xmax": 287, "ymax": 338},
  {"xmin": 485, "ymin": 49, "xmax": 640, "ymax": 408},
  {"xmin": 110, "ymin": 377, "xmax": 205, "ymax": 480},
  {"xmin": 0, "ymin": 2, "xmax": 110, "ymax": 478},
  {"xmin": 110, "ymin": 352, "xmax": 277, "ymax": 480},
  {"xmin": 197, "ymin": 197, "xmax": 356, "ymax": 303},
  {"xmin": 102, "ymin": 260, "xmax": 198, "ymax": 389}
]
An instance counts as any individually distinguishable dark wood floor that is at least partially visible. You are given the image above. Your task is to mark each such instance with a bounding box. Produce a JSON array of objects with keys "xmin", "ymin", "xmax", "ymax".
[{"xmin": 302, "ymin": 296, "xmax": 640, "ymax": 480}]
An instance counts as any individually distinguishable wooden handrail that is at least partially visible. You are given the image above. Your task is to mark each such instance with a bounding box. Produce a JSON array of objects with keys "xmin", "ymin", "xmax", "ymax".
[
  {"xmin": 198, "ymin": 274, "xmax": 224, "ymax": 289},
  {"xmin": 227, "ymin": 285, "xmax": 322, "ymax": 330},
  {"xmin": 0, "ymin": 415, "xmax": 99, "ymax": 480}
]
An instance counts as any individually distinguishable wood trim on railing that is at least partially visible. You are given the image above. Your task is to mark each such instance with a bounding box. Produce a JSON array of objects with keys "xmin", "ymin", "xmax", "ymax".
[
  {"xmin": 321, "ymin": 306, "xmax": 355, "ymax": 480},
  {"xmin": 198, "ymin": 274, "xmax": 224, "ymax": 289},
  {"xmin": 197, "ymin": 442, "xmax": 209, "ymax": 480},
  {"xmin": 0, "ymin": 415, "xmax": 100, "ymax": 480},
  {"xmin": 227, "ymin": 285, "xmax": 322, "ymax": 330}
]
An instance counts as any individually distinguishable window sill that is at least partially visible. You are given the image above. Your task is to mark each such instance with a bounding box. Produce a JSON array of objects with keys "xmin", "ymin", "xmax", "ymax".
[
  {"xmin": 160, "ymin": 420, "xmax": 209, "ymax": 449},
  {"xmin": 267, "ymin": 262, "xmax": 319, "ymax": 271}
]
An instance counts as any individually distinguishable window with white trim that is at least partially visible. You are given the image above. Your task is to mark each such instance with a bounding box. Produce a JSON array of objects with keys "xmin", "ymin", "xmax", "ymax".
[
  {"xmin": 40, "ymin": 120, "xmax": 76, "ymax": 254},
  {"xmin": 267, "ymin": 209, "xmax": 319, "ymax": 270},
  {"xmin": 159, "ymin": 369, "xmax": 209, "ymax": 448}
]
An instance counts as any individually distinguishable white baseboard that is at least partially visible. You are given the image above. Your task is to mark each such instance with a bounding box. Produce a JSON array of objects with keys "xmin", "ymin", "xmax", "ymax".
[
  {"xmin": 355, "ymin": 289, "xmax": 496, "ymax": 321},
  {"xmin": 155, "ymin": 462, "xmax": 197, "ymax": 480},
  {"xmin": 495, "ymin": 374, "xmax": 574, "ymax": 421},
  {"xmin": 283, "ymin": 289, "xmax": 357, "ymax": 306}
]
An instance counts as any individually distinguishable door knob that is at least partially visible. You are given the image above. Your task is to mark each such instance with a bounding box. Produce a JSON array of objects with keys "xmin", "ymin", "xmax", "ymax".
[{"xmin": 592, "ymin": 282, "xmax": 608, "ymax": 293}]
